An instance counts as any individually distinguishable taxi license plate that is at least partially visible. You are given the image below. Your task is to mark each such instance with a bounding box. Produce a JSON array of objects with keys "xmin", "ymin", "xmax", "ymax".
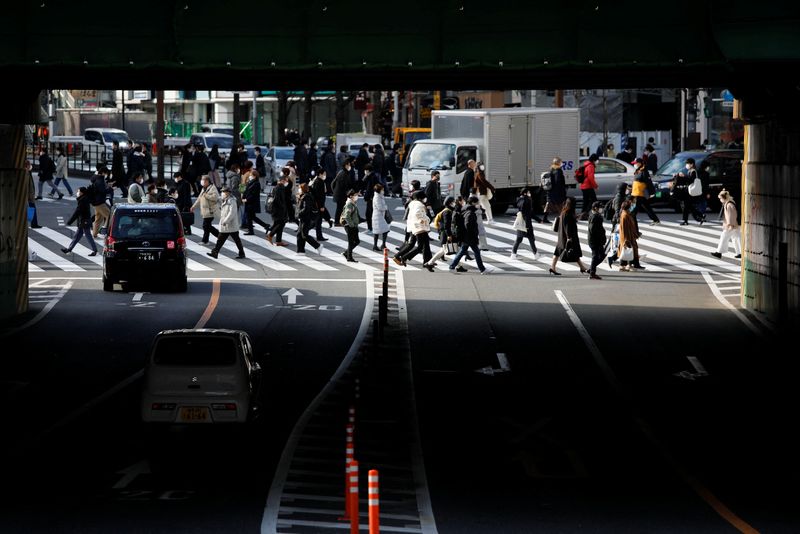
[
  {"xmin": 179, "ymin": 406, "xmax": 210, "ymax": 422},
  {"xmin": 138, "ymin": 251, "xmax": 157, "ymax": 261}
]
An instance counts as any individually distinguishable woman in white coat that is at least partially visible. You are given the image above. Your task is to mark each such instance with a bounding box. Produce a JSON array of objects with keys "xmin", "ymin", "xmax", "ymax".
[
  {"xmin": 207, "ymin": 186, "xmax": 245, "ymax": 259},
  {"xmin": 371, "ymin": 183, "xmax": 391, "ymax": 251}
]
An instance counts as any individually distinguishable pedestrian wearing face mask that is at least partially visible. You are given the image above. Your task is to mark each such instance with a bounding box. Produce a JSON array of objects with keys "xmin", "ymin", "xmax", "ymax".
[
  {"xmin": 459, "ymin": 160, "xmax": 476, "ymax": 199},
  {"xmin": 242, "ymin": 170, "xmax": 270, "ymax": 235},
  {"xmin": 207, "ymin": 186, "xmax": 246, "ymax": 259},
  {"xmin": 674, "ymin": 157, "xmax": 706, "ymax": 225},
  {"xmin": 191, "ymin": 175, "xmax": 220, "ymax": 244},
  {"xmin": 296, "ymin": 183, "xmax": 324, "ymax": 255},
  {"xmin": 510, "ymin": 188, "xmax": 541, "ymax": 261},
  {"xmin": 340, "ymin": 189, "xmax": 361, "ymax": 262},
  {"xmin": 310, "ymin": 168, "xmax": 333, "ymax": 240},
  {"xmin": 711, "ymin": 190, "xmax": 741, "ymax": 259},
  {"xmin": 60, "ymin": 187, "xmax": 97, "ymax": 256},
  {"xmin": 266, "ymin": 174, "xmax": 290, "ymax": 246},
  {"xmin": 51, "ymin": 146, "xmax": 74, "ymax": 197},
  {"xmin": 631, "ymin": 157, "xmax": 660, "ymax": 225},
  {"xmin": 587, "ymin": 201, "xmax": 607, "ymax": 280},
  {"xmin": 449, "ymin": 196, "xmax": 488, "ymax": 274},
  {"xmin": 578, "ymin": 154, "xmax": 599, "ymax": 220},
  {"xmin": 127, "ymin": 172, "xmax": 146, "ymax": 204},
  {"xmin": 371, "ymin": 183, "xmax": 391, "ymax": 251},
  {"xmin": 332, "ymin": 160, "xmax": 353, "ymax": 225},
  {"xmin": 394, "ymin": 190, "xmax": 433, "ymax": 269},
  {"xmin": 543, "ymin": 157, "xmax": 566, "ymax": 224},
  {"xmin": 473, "ymin": 162, "xmax": 495, "ymax": 224}
]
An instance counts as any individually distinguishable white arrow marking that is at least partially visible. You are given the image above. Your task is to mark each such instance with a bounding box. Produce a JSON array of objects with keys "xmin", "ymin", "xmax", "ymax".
[
  {"xmin": 113, "ymin": 460, "xmax": 151, "ymax": 489},
  {"xmin": 282, "ymin": 288, "xmax": 303, "ymax": 305},
  {"xmin": 132, "ymin": 292, "xmax": 145, "ymax": 302},
  {"xmin": 496, "ymin": 352, "xmax": 510, "ymax": 372}
]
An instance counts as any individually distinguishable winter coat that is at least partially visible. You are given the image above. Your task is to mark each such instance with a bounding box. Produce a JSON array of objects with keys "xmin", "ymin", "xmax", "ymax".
[
  {"xmin": 192, "ymin": 184, "xmax": 220, "ymax": 219},
  {"xmin": 459, "ymin": 168, "xmax": 475, "ymax": 198},
  {"xmin": 372, "ymin": 192, "xmax": 391, "ymax": 235},
  {"xmin": 243, "ymin": 179, "xmax": 262, "ymax": 213},
  {"xmin": 219, "ymin": 194, "xmax": 241, "ymax": 233},
  {"xmin": 175, "ymin": 179, "xmax": 193, "ymax": 211},
  {"xmin": 452, "ymin": 204, "xmax": 467, "ymax": 243},
  {"xmin": 227, "ymin": 172, "xmax": 243, "ymax": 207},
  {"xmin": 332, "ymin": 169, "xmax": 352, "ymax": 203},
  {"xmin": 321, "ymin": 150, "xmax": 337, "ymax": 181},
  {"xmin": 67, "ymin": 193, "xmax": 93, "ymax": 227},
  {"xmin": 438, "ymin": 207, "xmax": 454, "ymax": 244},
  {"xmin": 38, "ymin": 154, "xmax": 55, "ymax": 181},
  {"xmin": 554, "ymin": 210, "xmax": 583, "ymax": 260},
  {"xmin": 355, "ymin": 148, "xmax": 370, "ymax": 172},
  {"xmin": 341, "ymin": 198, "xmax": 360, "ymax": 228},
  {"xmin": 372, "ymin": 148, "xmax": 384, "ymax": 177},
  {"xmin": 112, "ymin": 149, "xmax": 126, "ymax": 185},
  {"xmin": 193, "ymin": 150, "xmax": 211, "ymax": 177},
  {"xmin": 127, "ymin": 152, "xmax": 146, "ymax": 181},
  {"xmin": 406, "ymin": 199, "xmax": 430, "ymax": 235},
  {"xmin": 270, "ymin": 183, "xmax": 290, "ymax": 221},
  {"xmin": 632, "ymin": 169, "xmax": 654, "ymax": 198},
  {"xmin": 28, "ymin": 170, "xmax": 36, "ymax": 202},
  {"xmin": 723, "ymin": 200, "xmax": 740, "ymax": 229},
  {"xmin": 425, "ymin": 180, "xmax": 443, "ymax": 213},
  {"xmin": 474, "ymin": 172, "xmax": 495, "ymax": 197},
  {"xmin": 55, "ymin": 154, "xmax": 68, "ymax": 178},
  {"xmin": 310, "ymin": 177, "xmax": 327, "ymax": 209},
  {"xmin": 645, "ymin": 152, "xmax": 658, "ymax": 174},
  {"xmin": 587, "ymin": 211, "xmax": 606, "ymax": 249},
  {"xmin": 297, "ymin": 193, "xmax": 319, "ymax": 224},
  {"xmin": 516, "ymin": 194, "xmax": 534, "ymax": 227},
  {"xmin": 611, "ymin": 182, "xmax": 628, "ymax": 224},
  {"xmin": 256, "ymin": 153, "xmax": 267, "ymax": 178},
  {"xmin": 579, "ymin": 161, "xmax": 598, "ymax": 191},
  {"xmin": 546, "ymin": 167, "xmax": 566, "ymax": 204},
  {"xmin": 462, "ymin": 205, "xmax": 480, "ymax": 246},
  {"xmin": 618, "ymin": 209, "xmax": 638, "ymax": 255},
  {"xmin": 336, "ymin": 151, "xmax": 348, "ymax": 171}
]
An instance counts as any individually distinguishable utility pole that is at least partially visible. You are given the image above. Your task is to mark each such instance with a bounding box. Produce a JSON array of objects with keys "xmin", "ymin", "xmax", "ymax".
[
  {"xmin": 602, "ymin": 89, "xmax": 608, "ymax": 156},
  {"xmin": 680, "ymin": 88, "xmax": 686, "ymax": 152},
  {"xmin": 121, "ymin": 90, "xmax": 126, "ymax": 131},
  {"xmin": 555, "ymin": 89, "xmax": 564, "ymax": 108},
  {"xmin": 252, "ymin": 91, "xmax": 258, "ymax": 144},
  {"xmin": 156, "ymin": 90, "xmax": 164, "ymax": 181}
]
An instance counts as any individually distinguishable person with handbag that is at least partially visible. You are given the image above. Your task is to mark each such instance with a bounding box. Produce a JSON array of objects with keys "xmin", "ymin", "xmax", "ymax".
[
  {"xmin": 242, "ymin": 170, "xmax": 270, "ymax": 235},
  {"xmin": 510, "ymin": 188, "xmax": 541, "ymax": 261},
  {"xmin": 473, "ymin": 162, "xmax": 496, "ymax": 224},
  {"xmin": 371, "ymin": 183, "xmax": 391, "ymax": 251},
  {"xmin": 674, "ymin": 157, "xmax": 706, "ymax": 226},
  {"xmin": 550, "ymin": 197, "xmax": 588, "ymax": 275},
  {"xmin": 310, "ymin": 168, "xmax": 333, "ymax": 241},
  {"xmin": 424, "ymin": 196, "xmax": 456, "ymax": 271},
  {"xmin": 60, "ymin": 187, "xmax": 97, "ymax": 257},
  {"xmin": 448, "ymin": 196, "xmax": 488, "ymax": 274},
  {"xmin": 618, "ymin": 199, "xmax": 644, "ymax": 271},
  {"xmin": 711, "ymin": 190, "xmax": 741, "ymax": 259}
]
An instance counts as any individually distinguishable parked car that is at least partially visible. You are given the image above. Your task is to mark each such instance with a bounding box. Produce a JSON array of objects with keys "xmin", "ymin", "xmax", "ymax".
[
  {"xmin": 579, "ymin": 156, "xmax": 636, "ymax": 201},
  {"xmin": 189, "ymin": 132, "xmax": 234, "ymax": 158},
  {"xmin": 200, "ymin": 123, "xmax": 235, "ymax": 136},
  {"xmin": 102, "ymin": 204, "xmax": 187, "ymax": 292},
  {"xmin": 265, "ymin": 146, "xmax": 295, "ymax": 182},
  {"xmin": 651, "ymin": 149, "xmax": 743, "ymax": 211},
  {"xmin": 141, "ymin": 329, "xmax": 262, "ymax": 424}
]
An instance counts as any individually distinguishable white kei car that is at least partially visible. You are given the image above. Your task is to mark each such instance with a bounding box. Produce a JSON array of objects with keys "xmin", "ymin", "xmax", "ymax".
[{"xmin": 141, "ymin": 329, "xmax": 261, "ymax": 424}]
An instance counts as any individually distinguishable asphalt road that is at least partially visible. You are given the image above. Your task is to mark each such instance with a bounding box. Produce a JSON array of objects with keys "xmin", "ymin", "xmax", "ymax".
[{"xmin": 2, "ymin": 181, "xmax": 797, "ymax": 533}]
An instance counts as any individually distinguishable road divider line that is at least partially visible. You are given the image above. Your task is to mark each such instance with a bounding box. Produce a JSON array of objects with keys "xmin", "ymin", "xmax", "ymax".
[
  {"xmin": 263, "ymin": 271, "xmax": 376, "ymax": 534},
  {"xmin": 555, "ymin": 289, "xmax": 759, "ymax": 534},
  {"xmin": 1, "ymin": 281, "xmax": 73, "ymax": 338}
]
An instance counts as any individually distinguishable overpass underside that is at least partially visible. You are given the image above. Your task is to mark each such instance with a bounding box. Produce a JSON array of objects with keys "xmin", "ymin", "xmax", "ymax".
[{"xmin": 1, "ymin": 1, "xmax": 798, "ymax": 324}]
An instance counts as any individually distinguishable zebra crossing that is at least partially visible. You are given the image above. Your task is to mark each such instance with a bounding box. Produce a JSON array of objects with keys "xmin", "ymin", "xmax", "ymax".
[{"xmin": 26, "ymin": 215, "xmax": 743, "ymax": 277}]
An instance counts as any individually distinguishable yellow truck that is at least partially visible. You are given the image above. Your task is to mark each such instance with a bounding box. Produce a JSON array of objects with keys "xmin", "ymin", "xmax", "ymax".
[{"xmin": 393, "ymin": 127, "xmax": 431, "ymax": 165}]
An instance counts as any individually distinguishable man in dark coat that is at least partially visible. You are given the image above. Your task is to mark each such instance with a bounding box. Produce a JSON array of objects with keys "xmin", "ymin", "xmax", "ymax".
[
  {"xmin": 448, "ymin": 196, "xmax": 487, "ymax": 274},
  {"xmin": 459, "ymin": 159, "xmax": 476, "ymax": 198},
  {"xmin": 191, "ymin": 144, "xmax": 211, "ymax": 195},
  {"xmin": 371, "ymin": 144, "xmax": 385, "ymax": 180},
  {"xmin": 587, "ymin": 201, "xmax": 607, "ymax": 280},
  {"xmin": 425, "ymin": 171, "xmax": 444, "ymax": 215},
  {"xmin": 242, "ymin": 172, "xmax": 269, "ymax": 235},
  {"xmin": 111, "ymin": 141, "xmax": 127, "ymax": 197},
  {"xmin": 173, "ymin": 172, "xmax": 193, "ymax": 234},
  {"xmin": 294, "ymin": 141, "xmax": 309, "ymax": 182},
  {"xmin": 307, "ymin": 141, "xmax": 318, "ymax": 172},
  {"xmin": 355, "ymin": 143, "xmax": 370, "ymax": 181},
  {"xmin": 255, "ymin": 147, "xmax": 267, "ymax": 180},
  {"xmin": 320, "ymin": 145, "xmax": 337, "ymax": 195},
  {"xmin": 332, "ymin": 160, "xmax": 353, "ymax": 225},
  {"xmin": 266, "ymin": 174, "xmax": 290, "ymax": 246},
  {"xmin": 310, "ymin": 170, "xmax": 332, "ymax": 240}
]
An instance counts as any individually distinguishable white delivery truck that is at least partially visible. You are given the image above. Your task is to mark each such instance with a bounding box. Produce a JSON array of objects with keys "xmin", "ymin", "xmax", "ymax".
[{"xmin": 402, "ymin": 108, "xmax": 580, "ymax": 213}]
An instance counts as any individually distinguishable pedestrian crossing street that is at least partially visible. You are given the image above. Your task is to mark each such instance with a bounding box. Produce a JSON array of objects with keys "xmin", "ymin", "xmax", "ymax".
[{"xmin": 26, "ymin": 216, "xmax": 743, "ymax": 277}]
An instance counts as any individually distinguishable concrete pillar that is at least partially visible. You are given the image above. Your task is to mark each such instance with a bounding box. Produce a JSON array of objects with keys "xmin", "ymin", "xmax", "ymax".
[
  {"xmin": 0, "ymin": 125, "xmax": 30, "ymax": 320},
  {"xmin": 741, "ymin": 119, "xmax": 800, "ymax": 326}
]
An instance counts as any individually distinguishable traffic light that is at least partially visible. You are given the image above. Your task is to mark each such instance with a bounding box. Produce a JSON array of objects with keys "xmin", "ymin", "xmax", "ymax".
[{"xmin": 703, "ymin": 95, "xmax": 712, "ymax": 118}]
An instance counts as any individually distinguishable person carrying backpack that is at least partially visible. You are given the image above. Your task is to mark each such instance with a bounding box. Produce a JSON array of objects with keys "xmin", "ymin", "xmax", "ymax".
[
  {"xmin": 711, "ymin": 190, "xmax": 741, "ymax": 259},
  {"xmin": 578, "ymin": 154, "xmax": 599, "ymax": 220}
]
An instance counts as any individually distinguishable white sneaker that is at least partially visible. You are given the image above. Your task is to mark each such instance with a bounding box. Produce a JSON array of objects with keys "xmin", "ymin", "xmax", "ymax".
[
  {"xmin": 509, "ymin": 253, "xmax": 518, "ymax": 260},
  {"xmin": 316, "ymin": 244, "xmax": 324, "ymax": 254},
  {"xmin": 532, "ymin": 252, "xmax": 542, "ymax": 261},
  {"xmin": 480, "ymin": 268, "xmax": 491, "ymax": 275}
]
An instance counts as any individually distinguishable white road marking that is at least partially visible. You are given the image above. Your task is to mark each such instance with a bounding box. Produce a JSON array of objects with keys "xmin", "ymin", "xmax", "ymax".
[
  {"xmin": 282, "ymin": 287, "xmax": 303, "ymax": 304},
  {"xmin": 240, "ymin": 233, "xmax": 337, "ymax": 272},
  {"xmin": 701, "ymin": 271, "xmax": 761, "ymax": 335},
  {"xmin": 34, "ymin": 227, "xmax": 102, "ymax": 265},
  {"xmin": 28, "ymin": 262, "xmax": 44, "ymax": 272},
  {"xmin": 497, "ymin": 352, "xmax": 510, "ymax": 371},
  {"xmin": 132, "ymin": 292, "xmax": 144, "ymax": 302},
  {"xmin": 1, "ymin": 281, "xmax": 73, "ymax": 338},
  {"xmin": 26, "ymin": 239, "xmax": 84, "ymax": 271},
  {"xmin": 112, "ymin": 460, "xmax": 151, "ymax": 489},
  {"xmin": 206, "ymin": 233, "xmax": 296, "ymax": 271},
  {"xmin": 184, "ymin": 240, "xmax": 254, "ymax": 271},
  {"xmin": 687, "ymin": 356, "xmax": 708, "ymax": 376}
]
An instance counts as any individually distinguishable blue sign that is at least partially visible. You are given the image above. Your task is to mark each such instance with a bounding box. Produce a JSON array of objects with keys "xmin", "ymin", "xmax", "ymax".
[{"xmin": 721, "ymin": 89, "xmax": 734, "ymax": 102}]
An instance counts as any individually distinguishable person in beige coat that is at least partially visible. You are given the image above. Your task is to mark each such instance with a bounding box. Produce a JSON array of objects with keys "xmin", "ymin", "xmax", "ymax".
[
  {"xmin": 711, "ymin": 190, "xmax": 741, "ymax": 259},
  {"xmin": 192, "ymin": 175, "xmax": 221, "ymax": 244},
  {"xmin": 207, "ymin": 186, "xmax": 245, "ymax": 259}
]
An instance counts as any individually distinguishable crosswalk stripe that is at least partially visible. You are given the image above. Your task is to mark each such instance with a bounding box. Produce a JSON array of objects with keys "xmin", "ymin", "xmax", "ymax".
[
  {"xmin": 314, "ymin": 227, "xmax": 398, "ymax": 269},
  {"xmin": 184, "ymin": 239, "xmax": 255, "ymax": 271},
  {"xmin": 26, "ymin": 239, "xmax": 84, "ymax": 271},
  {"xmin": 34, "ymin": 227, "xmax": 103, "ymax": 266},
  {"xmin": 239, "ymin": 232, "xmax": 338, "ymax": 272},
  {"xmin": 622, "ymin": 222, "xmax": 722, "ymax": 246},
  {"xmin": 190, "ymin": 234, "xmax": 296, "ymax": 271},
  {"xmin": 661, "ymin": 220, "xmax": 725, "ymax": 237},
  {"xmin": 186, "ymin": 257, "xmax": 214, "ymax": 272},
  {"xmin": 275, "ymin": 231, "xmax": 377, "ymax": 272},
  {"xmin": 28, "ymin": 262, "xmax": 44, "ymax": 272}
]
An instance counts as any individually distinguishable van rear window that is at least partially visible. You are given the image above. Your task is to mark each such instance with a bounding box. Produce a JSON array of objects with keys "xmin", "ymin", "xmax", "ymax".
[
  {"xmin": 154, "ymin": 336, "xmax": 238, "ymax": 366},
  {"xmin": 112, "ymin": 211, "xmax": 178, "ymax": 239}
]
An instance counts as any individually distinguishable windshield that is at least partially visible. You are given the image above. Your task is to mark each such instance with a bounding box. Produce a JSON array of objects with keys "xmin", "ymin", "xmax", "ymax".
[
  {"xmin": 404, "ymin": 131, "xmax": 431, "ymax": 146},
  {"xmin": 154, "ymin": 336, "xmax": 237, "ymax": 366},
  {"xmin": 274, "ymin": 148, "xmax": 294, "ymax": 160},
  {"xmin": 102, "ymin": 132, "xmax": 129, "ymax": 144},
  {"xmin": 205, "ymin": 136, "xmax": 234, "ymax": 149},
  {"xmin": 404, "ymin": 143, "xmax": 456, "ymax": 170},
  {"xmin": 655, "ymin": 153, "xmax": 707, "ymax": 178},
  {"xmin": 211, "ymin": 128, "xmax": 234, "ymax": 136},
  {"xmin": 112, "ymin": 211, "xmax": 178, "ymax": 239}
]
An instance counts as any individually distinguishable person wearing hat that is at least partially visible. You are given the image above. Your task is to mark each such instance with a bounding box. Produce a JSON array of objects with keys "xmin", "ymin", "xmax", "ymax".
[
  {"xmin": 631, "ymin": 157, "xmax": 660, "ymax": 225},
  {"xmin": 587, "ymin": 200, "xmax": 607, "ymax": 279},
  {"xmin": 394, "ymin": 190, "xmax": 433, "ymax": 268},
  {"xmin": 60, "ymin": 187, "xmax": 97, "ymax": 257},
  {"xmin": 423, "ymin": 196, "xmax": 457, "ymax": 271},
  {"xmin": 340, "ymin": 189, "xmax": 361, "ymax": 262},
  {"xmin": 207, "ymin": 185, "xmax": 246, "ymax": 259},
  {"xmin": 448, "ymin": 196, "xmax": 488, "ymax": 274}
]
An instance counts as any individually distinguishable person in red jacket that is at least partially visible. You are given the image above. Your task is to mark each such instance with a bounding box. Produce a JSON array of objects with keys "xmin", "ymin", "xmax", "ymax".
[{"xmin": 579, "ymin": 154, "xmax": 599, "ymax": 220}]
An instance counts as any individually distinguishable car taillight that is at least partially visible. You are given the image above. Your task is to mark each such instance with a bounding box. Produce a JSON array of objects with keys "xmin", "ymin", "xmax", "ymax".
[
  {"xmin": 177, "ymin": 236, "xmax": 186, "ymax": 251},
  {"xmin": 104, "ymin": 235, "xmax": 116, "ymax": 253},
  {"xmin": 151, "ymin": 403, "xmax": 176, "ymax": 410},
  {"xmin": 211, "ymin": 403, "xmax": 237, "ymax": 411}
]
